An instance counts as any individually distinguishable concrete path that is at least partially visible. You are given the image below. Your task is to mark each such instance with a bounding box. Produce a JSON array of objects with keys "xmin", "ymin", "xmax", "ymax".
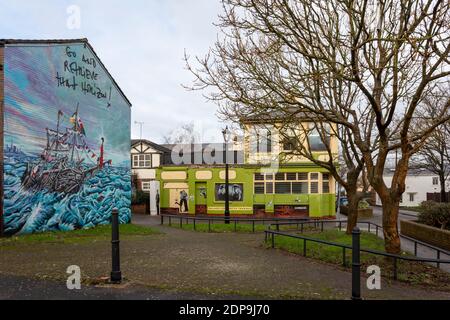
[
  {"xmin": 1, "ymin": 214, "xmax": 449, "ymax": 300},
  {"xmin": 0, "ymin": 274, "xmax": 256, "ymax": 300}
]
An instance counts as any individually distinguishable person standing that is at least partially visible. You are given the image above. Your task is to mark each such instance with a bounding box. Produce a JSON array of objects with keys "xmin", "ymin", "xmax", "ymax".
[
  {"xmin": 156, "ymin": 190, "xmax": 160, "ymax": 216},
  {"xmin": 180, "ymin": 190, "xmax": 189, "ymax": 213}
]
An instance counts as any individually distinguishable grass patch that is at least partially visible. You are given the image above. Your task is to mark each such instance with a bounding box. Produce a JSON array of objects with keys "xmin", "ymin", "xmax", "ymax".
[
  {"xmin": 0, "ymin": 224, "xmax": 160, "ymax": 245},
  {"xmin": 269, "ymin": 229, "xmax": 450, "ymax": 290},
  {"xmin": 169, "ymin": 221, "xmax": 268, "ymax": 233}
]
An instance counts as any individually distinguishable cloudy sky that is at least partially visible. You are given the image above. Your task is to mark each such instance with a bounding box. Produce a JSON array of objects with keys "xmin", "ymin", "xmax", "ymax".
[{"xmin": 0, "ymin": 0, "xmax": 226, "ymax": 143}]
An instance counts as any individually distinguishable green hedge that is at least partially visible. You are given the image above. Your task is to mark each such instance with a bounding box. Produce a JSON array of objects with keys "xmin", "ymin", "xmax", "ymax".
[{"xmin": 418, "ymin": 201, "xmax": 450, "ymax": 230}]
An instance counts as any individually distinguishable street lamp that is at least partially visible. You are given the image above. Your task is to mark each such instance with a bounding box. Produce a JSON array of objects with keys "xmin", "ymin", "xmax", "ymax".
[
  {"xmin": 135, "ymin": 121, "xmax": 144, "ymax": 140},
  {"xmin": 222, "ymin": 126, "xmax": 231, "ymax": 224}
]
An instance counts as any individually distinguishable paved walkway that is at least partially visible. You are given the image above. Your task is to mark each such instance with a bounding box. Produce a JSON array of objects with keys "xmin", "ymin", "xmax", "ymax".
[{"xmin": 1, "ymin": 214, "xmax": 449, "ymax": 300}]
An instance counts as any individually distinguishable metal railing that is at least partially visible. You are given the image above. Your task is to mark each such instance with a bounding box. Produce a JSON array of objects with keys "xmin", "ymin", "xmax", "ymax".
[
  {"xmin": 267, "ymin": 219, "xmax": 450, "ymax": 269},
  {"xmin": 160, "ymin": 214, "xmax": 309, "ymax": 233}
]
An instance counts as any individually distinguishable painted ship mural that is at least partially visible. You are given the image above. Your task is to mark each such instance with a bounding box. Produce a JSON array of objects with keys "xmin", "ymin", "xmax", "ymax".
[
  {"xmin": 21, "ymin": 105, "xmax": 112, "ymax": 195},
  {"xmin": 3, "ymin": 104, "xmax": 131, "ymax": 236}
]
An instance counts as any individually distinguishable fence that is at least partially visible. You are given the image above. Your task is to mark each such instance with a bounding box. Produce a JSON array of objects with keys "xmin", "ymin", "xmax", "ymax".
[
  {"xmin": 427, "ymin": 192, "xmax": 450, "ymax": 203},
  {"xmin": 265, "ymin": 220, "xmax": 450, "ymax": 278},
  {"xmin": 160, "ymin": 214, "xmax": 309, "ymax": 233}
]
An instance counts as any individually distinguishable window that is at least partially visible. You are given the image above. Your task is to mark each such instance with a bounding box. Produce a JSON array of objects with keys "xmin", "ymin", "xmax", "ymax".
[
  {"xmin": 250, "ymin": 128, "xmax": 273, "ymax": 153},
  {"xmin": 409, "ymin": 193, "xmax": 416, "ymax": 202},
  {"xmin": 133, "ymin": 154, "xmax": 151, "ymax": 168},
  {"xmin": 432, "ymin": 177, "xmax": 439, "ymax": 185},
  {"xmin": 254, "ymin": 182, "xmax": 265, "ymax": 194},
  {"xmin": 298, "ymin": 173, "xmax": 308, "ymax": 181},
  {"xmin": 255, "ymin": 173, "xmax": 265, "ymax": 181},
  {"xmin": 254, "ymin": 172, "xmax": 329, "ymax": 195},
  {"xmin": 310, "ymin": 182, "xmax": 319, "ymax": 194},
  {"xmin": 310, "ymin": 173, "xmax": 319, "ymax": 181},
  {"xmin": 276, "ymin": 173, "xmax": 286, "ymax": 181},
  {"xmin": 266, "ymin": 182, "xmax": 274, "ymax": 194},
  {"xmin": 275, "ymin": 182, "xmax": 291, "ymax": 194},
  {"xmin": 308, "ymin": 123, "xmax": 330, "ymax": 151},
  {"xmin": 286, "ymin": 173, "xmax": 297, "ymax": 181},
  {"xmin": 322, "ymin": 173, "xmax": 330, "ymax": 193},
  {"xmin": 282, "ymin": 137, "xmax": 298, "ymax": 152},
  {"xmin": 142, "ymin": 182, "xmax": 151, "ymax": 192},
  {"xmin": 292, "ymin": 182, "xmax": 308, "ymax": 194}
]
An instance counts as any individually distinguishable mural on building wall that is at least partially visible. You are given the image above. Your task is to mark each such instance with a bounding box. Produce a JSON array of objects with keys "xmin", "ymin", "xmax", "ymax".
[
  {"xmin": 215, "ymin": 183, "xmax": 244, "ymax": 202},
  {"xmin": 3, "ymin": 42, "xmax": 131, "ymax": 235}
]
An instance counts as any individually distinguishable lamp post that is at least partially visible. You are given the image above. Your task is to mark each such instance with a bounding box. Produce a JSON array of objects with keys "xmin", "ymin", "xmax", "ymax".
[
  {"xmin": 135, "ymin": 121, "xmax": 144, "ymax": 140},
  {"xmin": 222, "ymin": 126, "xmax": 231, "ymax": 224}
]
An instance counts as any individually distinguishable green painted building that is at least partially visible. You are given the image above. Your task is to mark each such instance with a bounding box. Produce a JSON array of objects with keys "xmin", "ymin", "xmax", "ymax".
[{"xmin": 155, "ymin": 121, "xmax": 338, "ymax": 218}]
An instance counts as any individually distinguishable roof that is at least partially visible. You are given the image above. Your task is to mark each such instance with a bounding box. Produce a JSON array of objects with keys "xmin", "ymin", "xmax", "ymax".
[
  {"xmin": 131, "ymin": 139, "xmax": 172, "ymax": 153},
  {"xmin": 0, "ymin": 38, "xmax": 132, "ymax": 107},
  {"xmin": 384, "ymin": 167, "xmax": 437, "ymax": 176}
]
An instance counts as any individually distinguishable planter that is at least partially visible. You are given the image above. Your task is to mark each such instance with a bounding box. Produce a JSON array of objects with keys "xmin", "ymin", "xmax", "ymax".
[
  {"xmin": 132, "ymin": 203, "xmax": 149, "ymax": 215},
  {"xmin": 401, "ymin": 220, "xmax": 450, "ymax": 251},
  {"xmin": 340, "ymin": 206, "xmax": 373, "ymax": 219}
]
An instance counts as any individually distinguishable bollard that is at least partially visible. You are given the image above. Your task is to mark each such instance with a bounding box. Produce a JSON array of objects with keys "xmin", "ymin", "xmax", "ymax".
[
  {"xmin": 352, "ymin": 227, "xmax": 361, "ymax": 300},
  {"xmin": 111, "ymin": 208, "xmax": 122, "ymax": 284}
]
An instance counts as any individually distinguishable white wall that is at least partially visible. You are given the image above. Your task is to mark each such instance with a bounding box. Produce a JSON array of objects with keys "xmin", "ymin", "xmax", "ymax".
[{"xmin": 376, "ymin": 174, "xmax": 450, "ymax": 207}]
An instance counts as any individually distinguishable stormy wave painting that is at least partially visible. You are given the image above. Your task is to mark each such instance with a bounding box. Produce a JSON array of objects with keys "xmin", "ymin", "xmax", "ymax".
[{"xmin": 3, "ymin": 41, "xmax": 131, "ymax": 235}]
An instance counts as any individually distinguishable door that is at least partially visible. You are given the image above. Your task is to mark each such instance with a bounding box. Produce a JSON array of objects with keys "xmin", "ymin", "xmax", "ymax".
[
  {"xmin": 195, "ymin": 183, "xmax": 207, "ymax": 214},
  {"xmin": 169, "ymin": 188, "xmax": 189, "ymax": 212}
]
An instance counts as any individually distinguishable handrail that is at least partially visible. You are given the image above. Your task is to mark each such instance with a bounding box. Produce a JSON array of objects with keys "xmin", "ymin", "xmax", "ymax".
[
  {"xmin": 160, "ymin": 213, "xmax": 309, "ymax": 223},
  {"xmin": 265, "ymin": 230, "xmax": 450, "ymax": 265},
  {"xmin": 268, "ymin": 219, "xmax": 450, "ymax": 257}
]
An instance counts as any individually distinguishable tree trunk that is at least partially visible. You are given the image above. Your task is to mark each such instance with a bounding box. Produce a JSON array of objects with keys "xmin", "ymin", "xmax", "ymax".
[
  {"xmin": 379, "ymin": 194, "xmax": 402, "ymax": 254},
  {"xmin": 440, "ymin": 174, "xmax": 447, "ymax": 203},
  {"xmin": 345, "ymin": 192, "xmax": 360, "ymax": 235}
]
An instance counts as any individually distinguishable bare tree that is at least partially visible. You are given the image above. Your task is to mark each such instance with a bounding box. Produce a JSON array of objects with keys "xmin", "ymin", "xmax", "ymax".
[
  {"xmin": 163, "ymin": 122, "xmax": 199, "ymax": 145},
  {"xmin": 412, "ymin": 87, "xmax": 450, "ymax": 202},
  {"xmin": 186, "ymin": 0, "xmax": 450, "ymax": 253}
]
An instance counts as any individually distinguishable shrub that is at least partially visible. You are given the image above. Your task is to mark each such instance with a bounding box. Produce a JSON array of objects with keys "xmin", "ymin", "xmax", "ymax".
[
  {"xmin": 132, "ymin": 190, "xmax": 149, "ymax": 205},
  {"xmin": 359, "ymin": 200, "xmax": 370, "ymax": 209},
  {"xmin": 418, "ymin": 201, "xmax": 450, "ymax": 230}
]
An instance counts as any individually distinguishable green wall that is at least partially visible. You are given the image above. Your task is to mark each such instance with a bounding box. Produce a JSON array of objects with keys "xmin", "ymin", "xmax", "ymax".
[{"xmin": 157, "ymin": 165, "xmax": 336, "ymax": 218}]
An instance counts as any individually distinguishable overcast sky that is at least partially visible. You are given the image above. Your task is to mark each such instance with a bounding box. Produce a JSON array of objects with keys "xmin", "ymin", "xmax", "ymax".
[{"xmin": 0, "ymin": 0, "xmax": 226, "ymax": 143}]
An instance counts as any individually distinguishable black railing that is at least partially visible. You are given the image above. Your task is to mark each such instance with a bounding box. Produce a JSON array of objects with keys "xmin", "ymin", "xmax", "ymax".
[
  {"xmin": 160, "ymin": 214, "xmax": 309, "ymax": 233},
  {"xmin": 267, "ymin": 219, "xmax": 450, "ymax": 270}
]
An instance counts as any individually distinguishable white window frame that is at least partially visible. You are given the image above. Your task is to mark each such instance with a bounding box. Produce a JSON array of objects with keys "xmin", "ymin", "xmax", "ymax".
[
  {"xmin": 133, "ymin": 154, "xmax": 152, "ymax": 168},
  {"xmin": 142, "ymin": 181, "xmax": 151, "ymax": 192},
  {"xmin": 432, "ymin": 177, "xmax": 439, "ymax": 186}
]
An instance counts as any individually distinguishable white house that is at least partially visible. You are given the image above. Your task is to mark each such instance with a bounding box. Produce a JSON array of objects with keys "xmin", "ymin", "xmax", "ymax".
[
  {"xmin": 376, "ymin": 168, "xmax": 450, "ymax": 207},
  {"xmin": 131, "ymin": 139, "xmax": 171, "ymax": 215}
]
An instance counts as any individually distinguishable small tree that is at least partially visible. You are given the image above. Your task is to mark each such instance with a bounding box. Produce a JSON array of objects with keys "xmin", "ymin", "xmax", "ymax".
[
  {"xmin": 412, "ymin": 89, "xmax": 450, "ymax": 202},
  {"xmin": 163, "ymin": 121, "xmax": 199, "ymax": 145}
]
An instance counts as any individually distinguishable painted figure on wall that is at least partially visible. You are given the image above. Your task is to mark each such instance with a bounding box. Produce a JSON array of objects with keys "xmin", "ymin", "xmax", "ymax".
[
  {"xmin": 3, "ymin": 41, "xmax": 131, "ymax": 236},
  {"xmin": 215, "ymin": 184, "xmax": 244, "ymax": 202}
]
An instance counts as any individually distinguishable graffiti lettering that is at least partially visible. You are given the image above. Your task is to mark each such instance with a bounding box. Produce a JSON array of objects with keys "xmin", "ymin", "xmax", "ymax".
[
  {"xmin": 57, "ymin": 47, "xmax": 111, "ymax": 106},
  {"xmin": 82, "ymin": 54, "xmax": 97, "ymax": 68},
  {"xmin": 81, "ymin": 81, "xmax": 109, "ymax": 99},
  {"xmin": 65, "ymin": 46, "xmax": 77, "ymax": 58},
  {"xmin": 56, "ymin": 72, "xmax": 78, "ymax": 90},
  {"xmin": 64, "ymin": 61, "xmax": 99, "ymax": 81}
]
